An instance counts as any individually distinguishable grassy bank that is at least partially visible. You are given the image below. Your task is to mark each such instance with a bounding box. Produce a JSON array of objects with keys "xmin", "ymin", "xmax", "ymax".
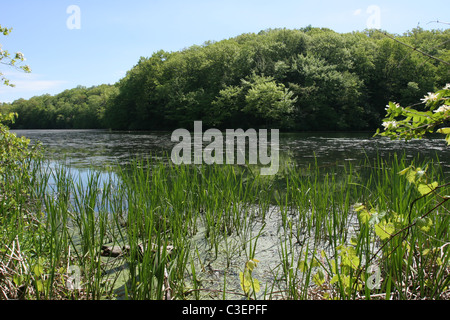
[{"xmin": 1, "ymin": 153, "xmax": 449, "ymax": 300}]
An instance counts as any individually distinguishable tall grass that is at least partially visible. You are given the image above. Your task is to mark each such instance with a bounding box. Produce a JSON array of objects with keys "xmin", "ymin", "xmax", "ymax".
[{"xmin": 0, "ymin": 153, "xmax": 448, "ymax": 300}]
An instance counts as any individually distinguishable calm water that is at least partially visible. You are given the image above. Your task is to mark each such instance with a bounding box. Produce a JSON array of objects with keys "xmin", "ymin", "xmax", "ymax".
[
  {"xmin": 12, "ymin": 129, "xmax": 450, "ymax": 176},
  {"xmin": 11, "ymin": 129, "xmax": 450, "ymax": 298}
]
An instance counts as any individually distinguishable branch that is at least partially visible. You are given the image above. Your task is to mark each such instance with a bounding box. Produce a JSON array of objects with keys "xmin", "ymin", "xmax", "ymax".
[
  {"xmin": 379, "ymin": 31, "xmax": 450, "ymax": 66},
  {"xmin": 427, "ymin": 20, "xmax": 450, "ymax": 26},
  {"xmin": 353, "ymin": 196, "xmax": 450, "ymax": 293}
]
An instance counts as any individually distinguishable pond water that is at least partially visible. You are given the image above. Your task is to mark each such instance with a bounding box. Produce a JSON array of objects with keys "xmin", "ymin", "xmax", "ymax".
[
  {"xmin": 12, "ymin": 129, "xmax": 450, "ymax": 176},
  {"xmin": 11, "ymin": 129, "xmax": 450, "ymax": 299}
]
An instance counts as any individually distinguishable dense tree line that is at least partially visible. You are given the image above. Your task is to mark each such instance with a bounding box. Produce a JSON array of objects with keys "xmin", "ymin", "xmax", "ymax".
[
  {"xmin": 2, "ymin": 27, "xmax": 449, "ymax": 131},
  {"xmin": 2, "ymin": 84, "xmax": 118, "ymax": 129}
]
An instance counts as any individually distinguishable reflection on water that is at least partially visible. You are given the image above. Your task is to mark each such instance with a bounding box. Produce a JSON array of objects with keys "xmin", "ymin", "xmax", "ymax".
[{"xmin": 12, "ymin": 129, "xmax": 450, "ymax": 175}]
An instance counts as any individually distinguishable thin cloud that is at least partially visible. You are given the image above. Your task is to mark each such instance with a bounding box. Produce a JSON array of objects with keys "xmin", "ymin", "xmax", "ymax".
[{"xmin": 0, "ymin": 72, "xmax": 68, "ymax": 102}]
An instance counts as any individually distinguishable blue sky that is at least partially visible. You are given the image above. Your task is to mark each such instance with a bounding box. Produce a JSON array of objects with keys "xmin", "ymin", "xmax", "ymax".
[{"xmin": 1, "ymin": 0, "xmax": 448, "ymax": 103}]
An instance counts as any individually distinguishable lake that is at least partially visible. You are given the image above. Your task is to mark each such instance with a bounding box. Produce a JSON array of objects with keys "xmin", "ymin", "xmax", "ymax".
[
  {"xmin": 10, "ymin": 128, "xmax": 450, "ymax": 299},
  {"xmin": 12, "ymin": 129, "xmax": 450, "ymax": 176}
]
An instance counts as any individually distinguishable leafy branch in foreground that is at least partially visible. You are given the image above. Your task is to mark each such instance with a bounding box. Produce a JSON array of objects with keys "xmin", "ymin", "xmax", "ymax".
[
  {"xmin": 239, "ymin": 259, "xmax": 261, "ymax": 298},
  {"xmin": 359, "ymin": 84, "xmax": 450, "ymax": 299},
  {"xmin": 0, "ymin": 25, "xmax": 31, "ymax": 87},
  {"xmin": 375, "ymin": 84, "xmax": 450, "ymax": 144},
  {"xmin": 301, "ymin": 84, "xmax": 450, "ymax": 299}
]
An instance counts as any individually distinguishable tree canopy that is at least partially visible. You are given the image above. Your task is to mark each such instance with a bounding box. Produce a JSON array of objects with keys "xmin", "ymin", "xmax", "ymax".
[{"xmin": 2, "ymin": 27, "xmax": 449, "ymax": 131}]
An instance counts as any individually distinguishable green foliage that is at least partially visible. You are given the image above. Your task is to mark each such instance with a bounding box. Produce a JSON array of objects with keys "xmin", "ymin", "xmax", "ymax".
[
  {"xmin": 0, "ymin": 112, "xmax": 39, "ymax": 178},
  {"xmin": 376, "ymin": 84, "xmax": 450, "ymax": 143},
  {"xmin": 239, "ymin": 259, "xmax": 261, "ymax": 297},
  {"xmin": 3, "ymin": 27, "xmax": 448, "ymax": 131},
  {"xmin": 2, "ymin": 85, "xmax": 118, "ymax": 129},
  {"xmin": 296, "ymin": 80, "xmax": 449, "ymax": 298},
  {"xmin": 0, "ymin": 25, "xmax": 31, "ymax": 87}
]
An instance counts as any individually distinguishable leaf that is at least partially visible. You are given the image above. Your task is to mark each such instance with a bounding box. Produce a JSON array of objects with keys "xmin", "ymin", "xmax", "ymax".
[
  {"xmin": 437, "ymin": 128, "xmax": 450, "ymax": 134},
  {"xmin": 246, "ymin": 259, "xmax": 259, "ymax": 272},
  {"xmin": 330, "ymin": 274, "xmax": 339, "ymax": 285},
  {"xmin": 375, "ymin": 222, "xmax": 395, "ymax": 240},
  {"xmin": 406, "ymin": 169, "xmax": 417, "ymax": 184},
  {"xmin": 239, "ymin": 272, "xmax": 249, "ymax": 294},
  {"xmin": 13, "ymin": 274, "xmax": 22, "ymax": 286},
  {"xmin": 251, "ymin": 278, "xmax": 261, "ymax": 293},
  {"xmin": 417, "ymin": 182, "xmax": 438, "ymax": 195},
  {"xmin": 368, "ymin": 209, "xmax": 385, "ymax": 225},
  {"xmin": 35, "ymin": 280, "xmax": 44, "ymax": 293},
  {"xmin": 239, "ymin": 271, "xmax": 260, "ymax": 294},
  {"xmin": 298, "ymin": 260, "xmax": 308, "ymax": 272},
  {"xmin": 340, "ymin": 246, "xmax": 360, "ymax": 269},
  {"xmin": 33, "ymin": 264, "xmax": 43, "ymax": 278},
  {"xmin": 353, "ymin": 203, "xmax": 366, "ymax": 212},
  {"xmin": 357, "ymin": 207, "xmax": 371, "ymax": 224},
  {"xmin": 398, "ymin": 167, "xmax": 411, "ymax": 176},
  {"xmin": 445, "ymin": 134, "xmax": 450, "ymax": 146},
  {"xmin": 313, "ymin": 269, "xmax": 326, "ymax": 286},
  {"xmin": 417, "ymin": 217, "xmax": 433, "ymax": 232}
]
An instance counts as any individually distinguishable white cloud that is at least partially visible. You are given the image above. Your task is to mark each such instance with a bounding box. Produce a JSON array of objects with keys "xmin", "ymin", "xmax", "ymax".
[{"xmin": 0, "ymin": 71, "xmax": 68, "ymax": 102}]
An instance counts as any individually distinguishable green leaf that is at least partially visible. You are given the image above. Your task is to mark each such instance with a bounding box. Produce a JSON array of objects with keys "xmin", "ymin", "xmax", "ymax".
[
  {"xmin": 298, "ymin": 260, "xmax": 308, "ymax": 272},
  {"xmin": 13, "ymin": 274, "xmax": 22, "ymax": 286},
  {"xmin": 33, "ymin": 264, "xmax": 43, "ymax": 278},
  {"xmin": 251, "ymin": 278, "xmax": 261, "ymax": 293},
  {"xmin": 437, "ymin": 128, "xmax": 450, "ymax": 134},
  {"xmin": 445, "ymin": 134, "xmax": 450, "ymax": 146},
  {"xmin": 246, "ymin": 259, "xmax": 259, "ymax": 272},
  {"xmin": 313, "ymin": 269, "xmax": 326, "ymax": 286},
  {"xmin": 357, "ymin": 207, "xmax": 371, "ymax": 224},
  {"xmin": 239, "ymin": 271, "xmax": 252, "ymax": 294},
  {"xmin": 35, "ymin": 280, "xmax": 44, "ymax": 293},
  {"xmin": 406, "ymin": 169, "xmax": 417, "ymax": 184},
  {"xmin": 417, "ymin": 182, "xmax": 438, "ymax": 195},
  {"xmin": 375, "ymin": 222, "xmax": 395, "ymax": 240},
  {"xmin": 417, "ymin": 217, "xmax": 433, "ymax": 232},
  {"xmin": 340, "ymin": 246, "xmax": 360, "ymax": 269},
  {"xmin": 398, "ymin": 167, "xmax": 411, "ymax": 176},
  {"xmin": 330, "ymin": 274, "xmax": 339, "ymax": 285}
]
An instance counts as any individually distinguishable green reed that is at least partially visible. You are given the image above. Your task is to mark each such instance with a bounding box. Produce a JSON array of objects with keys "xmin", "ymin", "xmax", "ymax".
[{"xmin": 1, "ymin": 152, "xmax": 448, "ymax": 300}]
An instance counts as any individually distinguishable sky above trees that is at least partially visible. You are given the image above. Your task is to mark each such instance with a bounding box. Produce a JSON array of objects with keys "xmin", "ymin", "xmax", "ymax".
[{"xmin": 0, "ymin": 0, "xmax": 449, "ymax": 103}]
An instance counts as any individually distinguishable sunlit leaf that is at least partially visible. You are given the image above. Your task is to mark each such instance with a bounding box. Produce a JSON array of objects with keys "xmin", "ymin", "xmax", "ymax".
[
  {"xmin": 33, "ymin": 264, "xmax": 43, "ymax": 278},
  {"xmin": 398, "ymin": 167, "xmax": 411, "ymax": 176},
  {"xmin": 252, "ymin": 278, "xmax": 261, "ymax": 293},
  {"xmin": 357, "ymin": 208, "xmax": 371, "ymax": 224},
  {"xmin": 246, "ymin": 259, "xmax": 259, "ymax": 271},
  {"xmin": 239, "ymin": 272, "xmax": 250, "ymax": 294},
  {"xmin": 298, "ymin": 260, "xmax": 308, "ymax": 272},
  {"xmin": 35, "ymin": 280, "xmax": 44, "ymax": 292},
  {"xmin": 375, "ymin": 222, "xmax": 395, "ymax": 240},
  {"xmin": 437, "ymin": 128, "xmax": 450, "ymax": 134},
  {"xmin": 406, "ymin": 169, "xmax": 417, "ymax": 184},
  {"xmin": 313, "ymin": 269, "xmax": 326, "ymax": 286},
  {"xmin": 330, "ymin": 274, "xmax": 339, "ymax": 285},
  {"xmin": 417, "ymin": 182, "xmax": 438, "ymax": 195},
  {"xmin": 417, "ymin": 217, "xmax": 433, "ymax": 232}
]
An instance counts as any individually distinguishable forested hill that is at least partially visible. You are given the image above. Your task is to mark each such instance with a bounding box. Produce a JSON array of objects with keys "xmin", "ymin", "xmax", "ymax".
[{"xmin": 2, "ymin": 27, "xmax": 449, "ymax": 131}]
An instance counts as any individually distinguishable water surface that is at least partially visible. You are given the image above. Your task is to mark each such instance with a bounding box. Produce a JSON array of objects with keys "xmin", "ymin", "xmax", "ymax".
[{"xmin": 13, "ymin": 129, "xmax": 450, "ymax": 175}]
